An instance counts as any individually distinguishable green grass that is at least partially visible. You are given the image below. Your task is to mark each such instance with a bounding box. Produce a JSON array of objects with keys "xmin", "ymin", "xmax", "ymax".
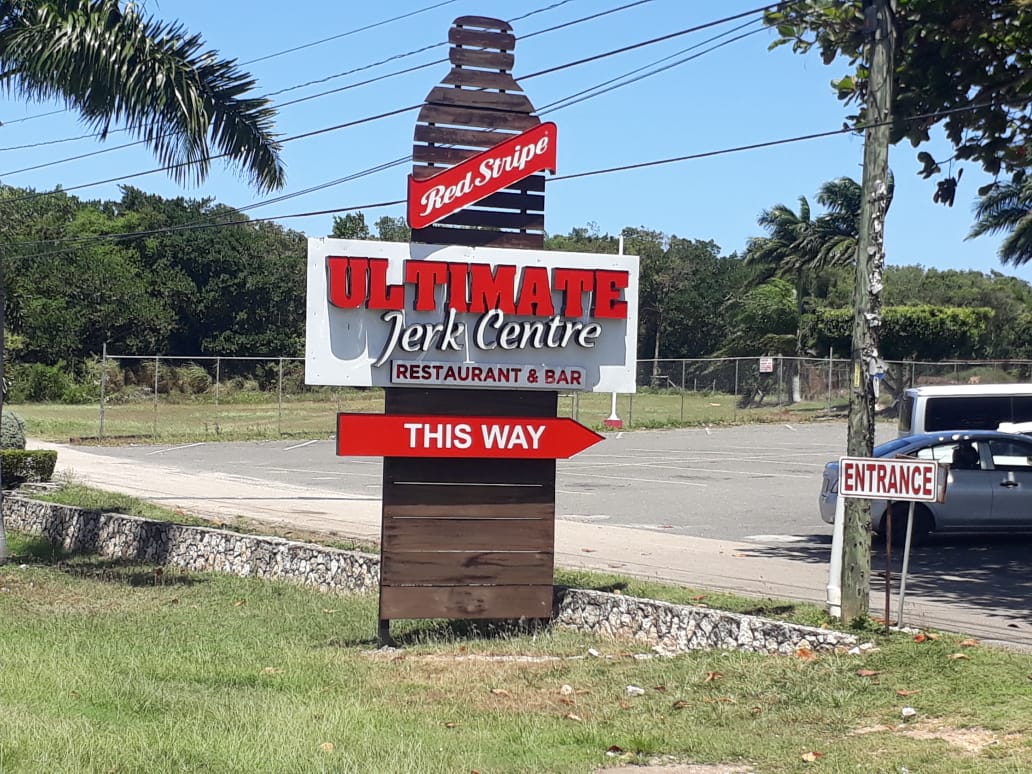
[
  {"xmin": 30, "ymin": 484, "xmax": 823, "ymax": 625},
  {"xmin": 11, "ymin": 389, "xmax": 849, "ymax": 443},
  {"xmin": 1, "ymin": 532, "xmax": 1030, "ymax": 774}
]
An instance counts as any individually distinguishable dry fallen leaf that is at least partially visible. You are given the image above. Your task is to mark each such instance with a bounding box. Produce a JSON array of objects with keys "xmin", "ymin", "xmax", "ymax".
[
  {"xmin": 232, "ymin": 599, "xmax": 246, "ymax": 607},
  {"xmin": 321, "ymin": 609, "xmax": 337, "ymax": 614},
  {"xmin": 926, "ymin": 632, "xmax": 941, "ymax": 640},
  {"xmin": 947, "ymin": 653, "xmax": 970, "ymax": 661},
  {"xmin": 959, "ymin": 638, "xmax": 979, "ymax": 647},
  {"xmin": 672, "ymin": 700, "xmax": 690, "ymax": 710},
  {"xmin": 318, "ymin": 742, "xmax": 335, "ymax": 753},
  {"xmin": 704, "ymin": 671, "xmax": 723, "ymax": 682},
  {"xmin": 653, "ymin": 685, "xmax": 667, "ymax": 692},
  {"xmin": 490, "ymin": 688, "xmax": 512, "ymax": 697},
  {"xmin": 801, "ymin": 751, "xmax": 824, "ymax": 763},
  {"xmin": 563, "ymin": 712, "xmax": 582, "ymax": 722},
  {"xmin": 619, "ymin": 700, "xmax": 632, "ymax": 710},
  {"xmin": 703, "ymin": 696, "xmax": 736, "ymax": 704},
  {"xmin": 856, "ymin": 669, "xmax": 880, "ymax": 678},
  {"xmin": 796, "ymin": 647, "xmax": 817, "ymax": 661},
  {"xmin": 444, "ymin": 722, "xmax": 458, "ymax": 729},
  {"xmin": 260, "ymin": 667, "xmax": 282, "ymax": 675},
  {"xmin": 558, "ymin": 696, "xmax": 575, "ymax": 706},
  {"xmin": 581, "ymin": 548, "xmax": 596, "ymax": 553},
  {"xmin": 895, "ymin": 689, "xmax": 920, "ymax": 697}
]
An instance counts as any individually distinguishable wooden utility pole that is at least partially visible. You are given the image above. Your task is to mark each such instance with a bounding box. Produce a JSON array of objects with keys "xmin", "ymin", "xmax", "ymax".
[{"xmin": 842, "ymin": 0, "xmax": 895, "ymax": 621}]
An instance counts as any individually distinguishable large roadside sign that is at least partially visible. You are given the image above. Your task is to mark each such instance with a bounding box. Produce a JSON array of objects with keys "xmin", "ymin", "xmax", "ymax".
[{"xmin": 838, "ymin": 457, "xmax": 944, "ymax": 502}]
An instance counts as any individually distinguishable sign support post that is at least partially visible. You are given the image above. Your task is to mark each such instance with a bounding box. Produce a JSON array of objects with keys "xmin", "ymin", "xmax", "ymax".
[{"xmin": 830, "ymin": 456, "xmax": 945, "ymax": 624}]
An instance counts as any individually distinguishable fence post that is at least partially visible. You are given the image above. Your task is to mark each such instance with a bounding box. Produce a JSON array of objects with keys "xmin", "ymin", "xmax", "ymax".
[
  {"xmin": 777, "ymin": 355, "xmax": 784, "ymax": 406},
  {"xmin": 215, "ymin": 358, "xmax": 221, "ymax": 436},
  {"xmin": 827, "ymin": 348, "xmax": 833, "ymax": 411},
  {"xmin": 733, "ymin": 358, "xmax": 739, "ymax": 423},
  {"xmin": 277, "ymin": 357, "xmax": 284, "ymax": 437},
  {"xmin": 98, "ymin": 342, "xmax": 107, "ymax": 437},
  {"xmin": 152, "ymin": 355, "xmax": 159, "ymax": 438},
  {"xmin": 681, "ymin": 359, "xmax": 686, "ymax": 390}
]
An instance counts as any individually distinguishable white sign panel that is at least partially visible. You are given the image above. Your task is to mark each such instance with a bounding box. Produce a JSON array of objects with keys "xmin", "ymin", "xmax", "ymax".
[
  {"xmin": 838, "ymin": 457, "xmax": 943, "ymax": 502},
  {"xmin": 305, "ymin": 239, "xmax": 639, "ymax": 393}
]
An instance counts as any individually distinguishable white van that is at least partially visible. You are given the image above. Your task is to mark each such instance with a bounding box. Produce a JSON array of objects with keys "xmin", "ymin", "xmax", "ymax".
[{"xmin": 897, "ymin": 384, "xmax": 1032, "ymax": 436}]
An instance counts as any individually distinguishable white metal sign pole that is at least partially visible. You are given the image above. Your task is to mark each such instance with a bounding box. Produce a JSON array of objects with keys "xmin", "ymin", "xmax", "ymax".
[
  {"xmin": 897, "ymin": 500, "xmax": 917, "ymax": 627},
  {"xmin": 827, "ymin": 493, "xmax": 845, "ymax": 618}
]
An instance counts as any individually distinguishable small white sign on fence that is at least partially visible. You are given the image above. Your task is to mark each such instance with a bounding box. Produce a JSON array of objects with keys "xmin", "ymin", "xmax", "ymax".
[{"xmin": 758, "ymin": 356, "xmax": 774, "ymax": 373}]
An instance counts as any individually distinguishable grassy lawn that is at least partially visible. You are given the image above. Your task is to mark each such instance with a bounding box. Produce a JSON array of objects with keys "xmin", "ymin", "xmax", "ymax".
[
  {"xmin": 10, "ymin": 389, "xmax": 848, "ymax": 443},
  {"xmin": 1, "ymin": 531, "xmax": 1030, "ymax": 774}
]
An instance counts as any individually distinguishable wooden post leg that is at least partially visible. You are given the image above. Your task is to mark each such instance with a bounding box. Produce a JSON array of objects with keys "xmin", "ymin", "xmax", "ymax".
[{"xmin": 377, "ymin": 619, "xmax": 392, "ymax": 648}]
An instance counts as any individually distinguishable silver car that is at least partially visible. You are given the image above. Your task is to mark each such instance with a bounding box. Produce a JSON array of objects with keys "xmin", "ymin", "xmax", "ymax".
[{"xmin": 819, "ymin": 430, "xmax": 1032, "ymax": 543}]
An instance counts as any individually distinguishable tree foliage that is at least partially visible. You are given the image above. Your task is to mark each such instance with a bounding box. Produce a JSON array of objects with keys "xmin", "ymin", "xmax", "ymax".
[
  {"xmin": 968, "ymin": 175, "xmax": 1032, "ymax": 265},
  {"xmin": 0, "ymin": 0, "xmax": 285, "ymax": 191},
  {"xmin": 809, "ymin": 304, "xmax": 994, "ymax": 360},
  {"xmin": 766, "ymin": 1, "xmax": 1032, "ymax": 207}
]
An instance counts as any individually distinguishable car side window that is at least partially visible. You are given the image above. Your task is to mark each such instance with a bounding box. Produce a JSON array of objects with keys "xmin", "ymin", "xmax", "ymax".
[
  {"xmin": 914, "ymin": 444, "xmax": 958, "ymax": 463},
  {"xmin": 987, "ymin": 439, "xmax": 1032, "ymax": 471}
]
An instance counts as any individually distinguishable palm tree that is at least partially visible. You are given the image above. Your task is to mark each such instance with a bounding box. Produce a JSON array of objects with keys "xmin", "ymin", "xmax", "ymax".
[
  {"xmin": 0, "ymin": 0, "xmax": 286, "ymax": 563},
  {"xmin": 744, "ymin": 196, "xmax": 820, "ymax": 402},
  {"xmin": 968, "ymin": 177, "xmax": 1032, "ymax": 266}
]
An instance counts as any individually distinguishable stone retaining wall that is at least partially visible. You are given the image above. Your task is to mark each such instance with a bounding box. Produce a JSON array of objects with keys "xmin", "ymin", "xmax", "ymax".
[{"xmin": 4, "ymin": 496, "xmax": 856, "ymax": 654}]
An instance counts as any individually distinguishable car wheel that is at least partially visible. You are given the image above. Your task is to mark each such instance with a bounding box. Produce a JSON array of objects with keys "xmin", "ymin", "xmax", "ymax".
[{"xmin": 878, "ymin": 503, "xmax": 933, "ymax": 548}]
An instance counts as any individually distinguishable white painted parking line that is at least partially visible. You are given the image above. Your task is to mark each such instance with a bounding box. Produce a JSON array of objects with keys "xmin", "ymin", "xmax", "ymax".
[
  {"xmin": 285, "ymin": 440, "xmax": 318, "ymax": 451},
  {"xmin": 744, "ymin": 534, "xmax": 810, "ymax": 543},
  {"xmin": 146, "ymin": 442, "xmax": 205, "ymax": 455},
  {"xmin": 563, "ymin": 459, "xmax": 813, "ymax": 478},
  {"xmin": 561, "ymin": 470, "xmax": 707, "ymax": 487}
]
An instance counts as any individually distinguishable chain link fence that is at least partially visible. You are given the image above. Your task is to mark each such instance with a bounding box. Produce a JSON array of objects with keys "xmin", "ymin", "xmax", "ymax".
[{"xmin": 17, "ymin": 353, "xmax": 1032, "ymax": 441}]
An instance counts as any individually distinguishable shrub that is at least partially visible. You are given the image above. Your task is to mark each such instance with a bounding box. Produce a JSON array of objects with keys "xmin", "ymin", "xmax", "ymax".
[
  {"xmin": 17, "ymin": 363, "xmax": 73, "ymax": 402},
  {"xmin": 0, "ymin": 449, "xmax": 57, "ymax": 488},
  {"xmin": 1, "ymin": 411, "xmax": 26, "ymax": 449},
  {"xmin": 177, "ymin": 363, "xmax": 213, "ymax": 394}
]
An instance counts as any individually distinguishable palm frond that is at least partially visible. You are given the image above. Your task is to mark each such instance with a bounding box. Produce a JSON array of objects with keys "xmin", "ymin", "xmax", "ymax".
[{"xmin": 0, "ymin": 0, "xmax": 284, "ymax": 192}]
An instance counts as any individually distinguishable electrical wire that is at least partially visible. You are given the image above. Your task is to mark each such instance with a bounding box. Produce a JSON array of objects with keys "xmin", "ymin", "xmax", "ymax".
[{"xmin": 2, "ymin": 102, "xmax": 989, "ymax": 255}]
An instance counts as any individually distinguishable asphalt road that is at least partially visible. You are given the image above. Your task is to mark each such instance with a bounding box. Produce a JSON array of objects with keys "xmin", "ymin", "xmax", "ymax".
[
  {"xmin": 56, "ymin": 420, "xmax": 1032, "ymax": 647},
  {"xmin": 67, "ymin": 421, "xmax": 864, "ymax": 541}
]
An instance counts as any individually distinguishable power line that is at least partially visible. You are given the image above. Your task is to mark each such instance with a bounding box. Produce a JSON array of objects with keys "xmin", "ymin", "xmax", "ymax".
[
  {"xmin": 4, "ymin": 103, "xmax": 987, "ymax": 254},
  {"xmin": 0, "ymin": 3, "xmax": 763, "ymax": 196},
  {"xmin": 0, "ymin": 0, "xmax": 592, "ymax": 146},
  {"xmin": 240, "ymin": 0, "xmax": 460, "ymax": 66}
]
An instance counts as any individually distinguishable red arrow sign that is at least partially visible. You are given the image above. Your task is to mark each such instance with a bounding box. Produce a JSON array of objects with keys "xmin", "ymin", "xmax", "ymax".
[
  {"xmin": 407, "ymin": 122, "xmax": 557, "ymax": 230},
  {"xmin": 336, "ymin": 413, "xmax": 603, "ymax": 459}
]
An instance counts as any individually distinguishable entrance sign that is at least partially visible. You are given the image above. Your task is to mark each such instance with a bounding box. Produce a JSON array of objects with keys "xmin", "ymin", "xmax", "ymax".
[
  {"xmin": 337, "ymin": 413, "xmax": 603, "ymax": 459},
  {"xmin": 838, "ymin": 456, "xmax": 943, "ymax": 502},
  {"xmin": 407, "ymin": 122, "xmax": 557, "ymax": 229},
  {"xmin": 305, "ymin": 239, "xmax": 639, "ymax": 393}
]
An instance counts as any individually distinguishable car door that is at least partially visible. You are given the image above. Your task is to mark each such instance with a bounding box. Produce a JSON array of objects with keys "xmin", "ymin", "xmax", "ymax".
[
  {"xmin": 985, "ymin": 436, "xmax": 1032, "ymax": 528},
  {"xmin": 913, "ymin": 441, "xmax": 994, "ymax": 531}
]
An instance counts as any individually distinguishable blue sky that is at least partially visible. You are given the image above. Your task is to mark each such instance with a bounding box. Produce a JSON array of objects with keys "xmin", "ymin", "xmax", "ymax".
[{"xmin": 2, "ymin": 0, "xmax": 1028, "ymax": 284}]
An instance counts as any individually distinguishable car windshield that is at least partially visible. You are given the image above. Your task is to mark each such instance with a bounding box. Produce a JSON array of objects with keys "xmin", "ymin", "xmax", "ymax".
[{"xmin": 874, "ymin": 437, "xmax": 918, "ymax": 457}]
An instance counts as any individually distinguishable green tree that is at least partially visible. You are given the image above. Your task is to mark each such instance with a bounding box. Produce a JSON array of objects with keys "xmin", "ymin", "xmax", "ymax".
[
  {"xmin": 766, "ymin": 1, "xmax": 1032, "ymax": 208},
  {"xmin": 968, "ymin": 177, "xmax": 1032, "ymax": 266},
  {"xmin": 331, "ymin": 213, "xmax": 371, "ymax": 239},
  {"xmin": 0, "ymin": 0, "xmax": 285, "ymax": 562}
]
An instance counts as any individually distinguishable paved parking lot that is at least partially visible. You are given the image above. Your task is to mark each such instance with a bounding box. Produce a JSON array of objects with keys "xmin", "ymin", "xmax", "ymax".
[{"xmin": 78, "ymin": 421, "xmax": 868, "ymax": 541}]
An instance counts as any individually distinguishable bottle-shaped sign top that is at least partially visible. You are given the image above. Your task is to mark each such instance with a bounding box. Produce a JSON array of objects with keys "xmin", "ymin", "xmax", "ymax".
[{"xmin": 410, "ymin": 16, "xmax": 547, "ymax": 249}]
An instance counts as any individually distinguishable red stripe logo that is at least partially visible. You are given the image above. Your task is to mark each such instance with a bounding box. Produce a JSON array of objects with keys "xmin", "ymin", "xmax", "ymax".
[{"xmin": 407, "ymin": 122, "xmax": 557, "ymax": 230}]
